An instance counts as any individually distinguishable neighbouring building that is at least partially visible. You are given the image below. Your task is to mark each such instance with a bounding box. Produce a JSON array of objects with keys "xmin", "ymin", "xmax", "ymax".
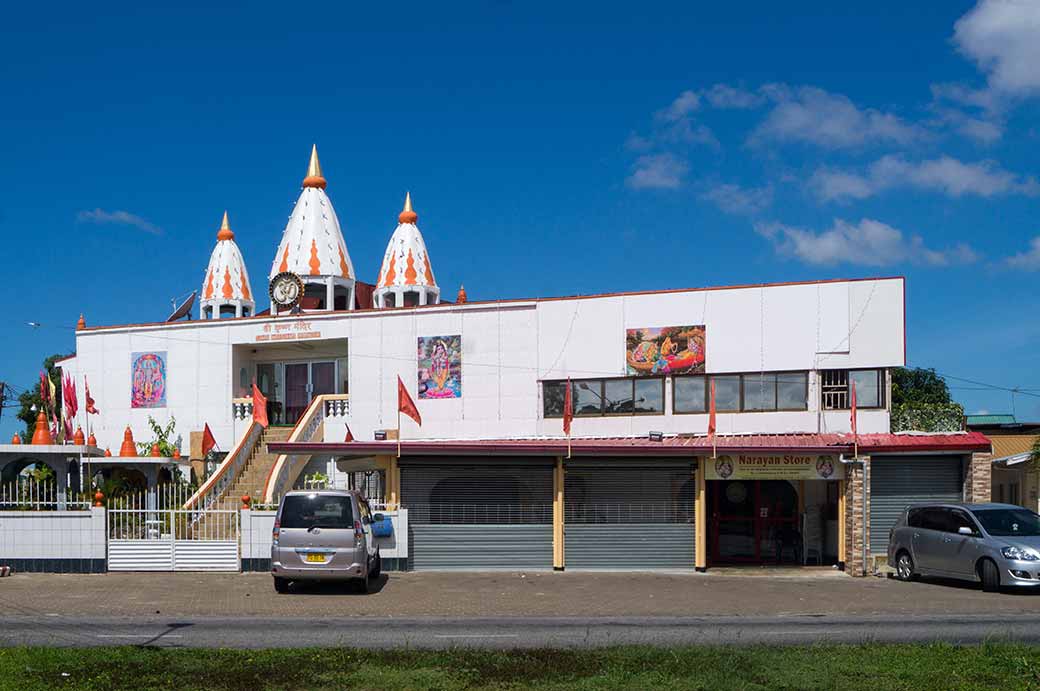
[
  {"xmin": 967, "ymin": 415, "xmax": 1038, "ymax": 513},
  {"xmin": 42, "ymin": 146, "xmax": 991, "ymax": 574}
]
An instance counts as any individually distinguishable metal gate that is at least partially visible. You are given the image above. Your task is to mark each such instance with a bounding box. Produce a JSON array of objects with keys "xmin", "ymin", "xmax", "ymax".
[
  {"xmin": 108, "ymin": 508, "xmax": 240, "ymax": 571},
  {"xmin": 401, "ymin": 460, "xmax": 554, "ymax": 571},
  {"xmin": 565, "ymin": 462, "xmax": 696, "ymax": 569},
  {"xmin": 869, "ymin": 455, "xmax": 964, "ymax": 557}
]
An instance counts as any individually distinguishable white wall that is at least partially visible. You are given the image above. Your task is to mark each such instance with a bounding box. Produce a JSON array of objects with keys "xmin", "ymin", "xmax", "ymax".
[
  {"xmin": 0, "ymin": 508, "xmax": 106, "ymax": 561},
  {"xmin": 73, "ymin": 278, "xmax": 904, "ymax": 449}
]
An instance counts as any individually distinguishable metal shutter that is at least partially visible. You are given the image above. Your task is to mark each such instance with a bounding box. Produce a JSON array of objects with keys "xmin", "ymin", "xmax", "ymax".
[
  {"xmin": 869, "ymin": 455, "xmax": 963, "ymax": 556},
  {"xmin": 401, "ymin": 459, "xmax": 553, "ymax": 571},
  {"xmin": 564, "ymin": 461, "xmax": 696, "ymax": 570}
]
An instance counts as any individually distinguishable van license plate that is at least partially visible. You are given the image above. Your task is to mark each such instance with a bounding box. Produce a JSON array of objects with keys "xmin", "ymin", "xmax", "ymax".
[{"xmin": 305, "ymin": 553, "xmax": 327, "ymax": 563}]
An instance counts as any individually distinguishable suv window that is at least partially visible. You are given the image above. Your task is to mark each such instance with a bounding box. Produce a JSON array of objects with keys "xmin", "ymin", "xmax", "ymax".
[
  {"xmin": 280, "ymin": 494, "xmax": 354, "ymax": 530},
  {"xmin": 919, "ymin": 507, "xmax": 950, "ymax": 532},
  {"xmin": 907, "ymin": 508, "xmax": 923, "ymax": 528},
  {"xmin": 948, "ymin": 510, "xmax": 979, "ymax": 535}
]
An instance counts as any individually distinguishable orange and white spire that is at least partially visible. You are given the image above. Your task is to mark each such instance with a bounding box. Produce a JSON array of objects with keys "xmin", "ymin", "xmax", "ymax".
[
  {"xmin": 269, "ymin": 145, "xmax": 355, "ymax": 313},
  {"xmin": 201, "ymin": 211, "xmax": 255, "ymax": 319},
  {"xmin": 373, "ymin": 192, "xmax": 440, "ymax": 308}
]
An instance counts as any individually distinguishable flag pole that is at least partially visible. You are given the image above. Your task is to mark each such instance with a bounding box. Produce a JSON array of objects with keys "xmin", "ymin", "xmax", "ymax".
[{"xmin": 397, "ymin": 407, "xmax": 401, "ymax": 459}]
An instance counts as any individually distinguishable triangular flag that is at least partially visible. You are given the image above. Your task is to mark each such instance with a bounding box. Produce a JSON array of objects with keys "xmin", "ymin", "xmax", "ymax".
[
  {"xmin": 201, "ymin": 423, "xmax": 217, "ymax": 456},
  {"xmin": 252, "ymin": 380, "xmax": 269, "ymax": 428},
  {"xmin": 708, "ymin": 379, "xmax": 717, "ymax": 456},
  {"xmin": 85, "ymin": 376, "xmax": 99, "ymax": 415},
  {"xmin": 850, "ymin": 378, "xmax": 858, "ymax": 451},
  {"xmin": 562, "ymin": 378, "xmax": 573, "ymax": 436},
  {"xmin": 397, "ymin": 376, "xmax": 422, "ymax": 426},
  {"xmin": 344, "ymin": 425, "xmax": 355, "ymax": 442}
]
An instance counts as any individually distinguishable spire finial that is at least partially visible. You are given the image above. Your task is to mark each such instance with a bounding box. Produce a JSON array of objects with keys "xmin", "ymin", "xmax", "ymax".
[
  {"xmin": 217, "ymin": 210, "xmax": 235, "ymax": 241},
  {"xmin": 76, "ymin": 314, "xmax": 86, "ymax": 330},
  {"xmin": 399, "ymin": 191, "xmax": 418, "ymax": 224},
  {"xmin": 456, "ymin": 284, "xmax": 468, "ymax": 304},
  {"xmin": 303, "ymin": 144, "xmax": 327, "ymax": 189}
]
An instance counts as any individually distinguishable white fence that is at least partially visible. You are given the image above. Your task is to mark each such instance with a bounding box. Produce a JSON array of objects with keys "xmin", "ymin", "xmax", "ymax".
[
  {"xmin": 108, "ymin": 508, "xmax": 240, "ymax": 572},
  {"xmin": 0, "ymin": 478, "xmax": 92, "ymax": 511},
  {"xmin": 0, "ymin": 508, "xmax": 106, "ymax": 572}
]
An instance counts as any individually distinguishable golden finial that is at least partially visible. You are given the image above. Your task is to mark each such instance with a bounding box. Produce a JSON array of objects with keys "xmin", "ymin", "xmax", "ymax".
[
  {"xmin": 217, "ymin": 210, "xmax": 234, "ymax": 241},
  {"xmin": 399, "ymin": 191, "xmax": 418, "ymax": 224},
  {"xmin": 303, "ymin": 144, "xmax": 327, "ymax": 189}
]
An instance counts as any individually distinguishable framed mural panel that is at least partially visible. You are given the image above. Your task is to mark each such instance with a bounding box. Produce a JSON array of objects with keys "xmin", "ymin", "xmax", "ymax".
[
  {"xmin": 418, "ymin": 335, "xmax": 461, "ymax": 399},
  {"xmin": 131, "ymin": 351, "xmax": 168, "ymax": 409},
  {"xmin": 626, "ymin": 325, "xmax": 706, "ymax": 376}
]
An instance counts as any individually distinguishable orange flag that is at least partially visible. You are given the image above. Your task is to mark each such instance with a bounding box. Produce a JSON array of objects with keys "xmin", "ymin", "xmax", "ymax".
[
  {"xmin": 344, "ymin": 425, "xmax": 355, "ymax": 442},
  {"xmin": 850, "ymin": 379, "xmax": 858, "ymax": 456},
  {"xmin": 201, "ymin": 423, "xmax": 217, "ymax": 456},
  {"xmin": 562, "ymin": 378, "xmax": 573, "ymax": 436},
  {"xmin": 252, "ymin": 380, "xmax": 269, "ymax": 428},
  {"xmin": 397, "ymin": 376, "xmax": 421, "ymax": 426},
  {"xmin": 708, "ymin": 379, "xmax": 717, "ymax": 457}
]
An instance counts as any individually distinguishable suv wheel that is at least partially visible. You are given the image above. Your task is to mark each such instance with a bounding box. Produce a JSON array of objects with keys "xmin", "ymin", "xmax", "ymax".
[
  {"xmin": 894, "ymin": 552, "xmax": 917, "ymax": 582},
  {"xmin": 979, "ymin": 559, "xmax": 1001, "ymax": 593},
  {"xmin": 273, "ymin": 576, "xmax": 290, "ymax": 594}
]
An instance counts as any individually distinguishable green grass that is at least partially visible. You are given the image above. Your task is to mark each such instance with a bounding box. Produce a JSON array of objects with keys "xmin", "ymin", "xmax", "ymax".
[{"xmin": 3, "ymin": 643, "xmax": 1040, "ymax": 690}]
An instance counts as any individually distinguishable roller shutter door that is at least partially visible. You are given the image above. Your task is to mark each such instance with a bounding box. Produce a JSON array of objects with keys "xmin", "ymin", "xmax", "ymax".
[
  {"xmin": 401, "ymin": 459, "xmax": 553, "ymax": 571},
  {"xmin": 565, "ymin": 462, "xmax": 696, "ymax": 570},
  {"xmin": 869, "ymin": 455, "xmax": 963, "ymax": 557}
]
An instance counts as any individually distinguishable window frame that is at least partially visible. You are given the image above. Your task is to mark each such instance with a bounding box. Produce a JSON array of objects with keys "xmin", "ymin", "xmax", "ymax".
[
  {"xmin": 775, "ymin": 371, "xmax": 810, "ymax": 412},
  {"xmin": 541, "ymin": 376, "xmax": 665, "ymax": 418},
  {"xmin": 820, "ymin": 368, "xmax": 886, "ymax": 411},
  {"xmin": 671, "ymin": 374, "xmax": 708, "ymax": 415},
  {"xmin": 632, "ymin": 377, "xmax": 666, "ymax": 416}
]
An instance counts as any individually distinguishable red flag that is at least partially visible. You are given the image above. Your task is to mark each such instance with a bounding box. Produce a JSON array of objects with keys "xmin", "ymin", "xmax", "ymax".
[
  {"xmin": 707, "ymin": 379, "xmax": 717, "ymax": 446},
  {"xmin": 397, "ymin": 376, "xmax": 422, "ymax": 426},
  {"xmin": 344, "ymin": 425, "xmax": 355, "ymax": 442},
  {"xmin": 562, "ymin": 378, "xmax": 573, "ymax": 436},
  {"xmin": 252, "ymin": 380, "xmax": 269, "ymax": 428},
  {"xmin": 85, "ymin": 376, "xmax": 99, "ymax": 415},
  {"xmin": 201, "ymin": 423, "xmax": 217, "ymax": 456},
  {"xmin": 850, "ymin": 379, "xmax": 858, "ymax": 439}
]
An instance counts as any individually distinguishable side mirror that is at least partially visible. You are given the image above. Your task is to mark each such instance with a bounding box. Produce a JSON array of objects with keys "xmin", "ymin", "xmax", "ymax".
[
  {"xmin": 372, "ymin": 513, "xmax": 385, "ymax": 522},
  {"xmin": 958, "ymin": 526, "xmax": 973, "ymax": 536}
]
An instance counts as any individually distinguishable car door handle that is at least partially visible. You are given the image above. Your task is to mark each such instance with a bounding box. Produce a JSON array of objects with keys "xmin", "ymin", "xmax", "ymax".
[
  {"xmin": 943, "ymin": 536, "xmax": 952, "ymax": 543},
  {"xmin": 913, "ymin": 533, "xmax": 921, "ymax": 539}
]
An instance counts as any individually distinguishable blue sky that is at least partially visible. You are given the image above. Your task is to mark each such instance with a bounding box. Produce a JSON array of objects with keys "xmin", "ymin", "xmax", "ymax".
[{"xmin": 2, "ymin": 0, "xmax": 1039, "ymax": 438}]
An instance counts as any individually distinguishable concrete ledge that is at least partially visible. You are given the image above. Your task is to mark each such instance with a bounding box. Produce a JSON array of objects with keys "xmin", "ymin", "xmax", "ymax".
[{"xmin": 3, "ymin": 558, "xmax": 106, "ymax": 574}]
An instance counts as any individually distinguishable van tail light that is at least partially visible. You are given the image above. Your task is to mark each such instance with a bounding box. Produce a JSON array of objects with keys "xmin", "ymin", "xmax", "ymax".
[
  {"xmin": 272, "ymin": 519, "xmax": 280, "ymax": 546},
  {"xmin": 354, "ymin": 520, "xmax": 364, "ymax": 545}
]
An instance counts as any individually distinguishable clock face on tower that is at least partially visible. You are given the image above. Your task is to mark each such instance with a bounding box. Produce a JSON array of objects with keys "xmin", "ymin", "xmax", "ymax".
[{"xmin": 269, "ymin": 271, "xmax": 304, "ymax": 309}]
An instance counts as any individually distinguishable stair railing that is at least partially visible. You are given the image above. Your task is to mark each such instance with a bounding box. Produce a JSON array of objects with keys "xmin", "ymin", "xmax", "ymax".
[
  {"xmin": 182, "ymin": 420, "xmax": 264, "ymax": 511},
  {"xmin": 262, "ymin": 394, "xmax": 348, "ymax": 504}
]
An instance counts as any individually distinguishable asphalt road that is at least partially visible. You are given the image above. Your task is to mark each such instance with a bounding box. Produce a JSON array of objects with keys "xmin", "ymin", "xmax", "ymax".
[{"xmin": 3, "ymin": 614, "xmax": 1040, "ymax": 649}]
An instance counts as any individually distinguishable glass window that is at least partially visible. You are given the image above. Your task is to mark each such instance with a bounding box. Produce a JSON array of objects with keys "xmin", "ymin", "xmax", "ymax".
[
  {"xmin": 777, "ymin": 372, "xmax": 808, "ymax": 410},
  {"xmin": 712, "ymin": 375, "xmax": 741, "ymax": 412},
  {"xmin": 850, "ymin": 370, "xmax": 882, "ymax": 408},
  {"xmin": 973, "ymin": 508, "xmax": 1040, "ymax": 537},
  {"xmin": 543, "ymin": 381, "xmax": 566, "ymax": 417},
  {"xmin": 674, "ymin": 376, "xmax": 706, "ymax": 413},
  {"xmin": 907, "ymin": 508, "xmax": 923, "ymax": 529},
  {"xmin": 920, "ymin": 508, "xmax": 951, "ymax": 532},
  {"xmin": 743, "ymin": 374, "xmax": 776, "ymax": 411},
  {"xmin": 949, "ymin": 510, "xmax": 980, "ymax": 535},
  {"xmin": 279, "ymin": 494, "xmax": 354, "ymax": 530},
  {"xmin": 634, "ymin": 379, "xmax": 664, "ymax": 414},
  {"xmin": 573, "ymin": 380, "xmax": 603, "ymax": 416},
  {"xmin": 603, "ymin": 379, "xmax": 634, "ymax": 414}
]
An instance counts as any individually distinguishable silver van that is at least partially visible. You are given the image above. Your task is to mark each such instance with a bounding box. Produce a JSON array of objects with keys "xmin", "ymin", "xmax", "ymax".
[
  {"xmin": 888, "ymin": 502, "xmax": 1040, "ymax": 592},
  {"xmin": 271, "ymin": 489, "xmax": 382, "ymax": 593}
]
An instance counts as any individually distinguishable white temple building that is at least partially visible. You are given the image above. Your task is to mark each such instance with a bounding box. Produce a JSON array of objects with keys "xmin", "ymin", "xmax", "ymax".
[
  {"xmin": 200, "ymin": 212, "xmax": 255, "ymax": 319},
  {"xmin": 373, "ymin": 193, "xmax": 440, "ymax": 308}
]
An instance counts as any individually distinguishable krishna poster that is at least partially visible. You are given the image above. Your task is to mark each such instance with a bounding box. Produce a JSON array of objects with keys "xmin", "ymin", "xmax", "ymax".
[
  {"xmin": 417, "ymin": 335, "xmax": 461, "ymax": 399},
  {"xmin": 131, "ymin": 351, "xmax": 167, "ymax": 408}
]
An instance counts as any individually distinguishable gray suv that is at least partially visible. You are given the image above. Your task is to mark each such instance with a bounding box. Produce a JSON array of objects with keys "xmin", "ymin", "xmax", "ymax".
[
  {"xmin": 888, "ymin": 503, "xmax": 1040, "ymax": 592},
  {"xmin": 271, "ymin": 489, "xmax": 383, "ymax": 593}
]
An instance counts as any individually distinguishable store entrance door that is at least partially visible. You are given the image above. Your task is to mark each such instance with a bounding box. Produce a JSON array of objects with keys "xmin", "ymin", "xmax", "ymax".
[
  {"xmin": 284, "ymin": 361, "xmax": 337, "ymax": 424},
  {"xmin": 709, "ymin": 480, "xmax": 801, "ymax": 565}
]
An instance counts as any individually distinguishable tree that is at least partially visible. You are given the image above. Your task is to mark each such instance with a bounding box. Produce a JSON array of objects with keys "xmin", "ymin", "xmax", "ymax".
[
  {"xmin": 15, "ymin": 353, "xmax": 72, "ymax": 442},
  {"xmin": 136, "ymin": 415, "xmax": 183, "ymax": 458},
  {"xmin": 891, "ymin": 367, "xmax": 953, "ymax": 407}
]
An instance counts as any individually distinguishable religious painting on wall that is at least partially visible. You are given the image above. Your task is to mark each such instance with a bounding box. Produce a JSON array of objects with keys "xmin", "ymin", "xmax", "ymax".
[
  {"xmin": 625, "ymin": 325, "xmax": 706, "ymax": 376},
  {"xmin": 131, "ymin": 351, "xmax": 168, "ymax": 408},
  {"xmin": 417, "ymin": 335, "xmax": 461, "ymax": 399}
]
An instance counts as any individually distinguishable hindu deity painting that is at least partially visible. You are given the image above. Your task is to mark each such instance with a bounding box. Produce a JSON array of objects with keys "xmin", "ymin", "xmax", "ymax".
[
  {"xmin": 417, "ymin": 335, "xmax": 461, "ymax": 399},
  {"xmin": 625, "ymin": 325, "xmax": 706, "ymax": 376},
  {"xmin": 131, "ymin": 351, "xmax": 167, "ymax": 408}
]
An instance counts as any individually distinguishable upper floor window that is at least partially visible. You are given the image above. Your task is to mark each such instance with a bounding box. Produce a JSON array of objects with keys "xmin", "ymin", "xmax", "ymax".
[
  {"xmin": 673, "ymin": 372, "xmax": 808, "ymax": 414},
  {"xmin": 542, "ymin": 377, "xmax": 665, "ymax": 417},
  {"xmin": 820, "ymin": 369, "xmax": 884, "ymax": 410}
]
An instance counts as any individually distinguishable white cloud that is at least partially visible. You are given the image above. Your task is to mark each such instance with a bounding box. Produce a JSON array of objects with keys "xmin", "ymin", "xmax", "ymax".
[
  {"xmin": 954, "ymin": 0, "xmax": 1040, "ymax": 95},
  {"xmin": 658, "ymin": 90, "xmax": 701, "ymax": 122},
  {"xmin": 755, "ymin": 218, "xmax": 979, "ymax": 267},
  {"xmin": 626, "ymin": 153, "xmax": 688, "ymax": 190},
  {"xmin": 750, "ymin": 85, "xmax": 925, "ymax": 149},
  {"xmin": 76, "ymin": 208, "xmax": 163, "ymax": 235},
  {"xmin": 703, "ymin": 84, "xmax": 764, "ymax": 109},
  {"xmin": 810, "ymin": 155, "xmax": 1039, "ymax": 202},
  {"xmin": 701, "ymin": 183, "xmax": 774, "ymax": 216},
  {"xmin": 1007, "ymin": 236, "xmax": 1040, "ymax": 269}
]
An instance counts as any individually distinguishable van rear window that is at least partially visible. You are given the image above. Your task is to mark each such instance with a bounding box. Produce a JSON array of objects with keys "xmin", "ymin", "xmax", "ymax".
[{"xmin": 280, "ymin": 495, "xmax": 354, "ymax": 530}]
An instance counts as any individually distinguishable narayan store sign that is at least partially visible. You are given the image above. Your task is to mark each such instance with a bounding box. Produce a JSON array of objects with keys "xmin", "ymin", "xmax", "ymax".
[{"xmin": 706, "ymin": 454, "xmax": 844, "ymax": 481}]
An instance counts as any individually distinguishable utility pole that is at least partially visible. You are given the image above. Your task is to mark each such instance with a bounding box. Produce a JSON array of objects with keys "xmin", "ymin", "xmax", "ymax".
[{"xmin": 0, "ymin": 381, "xmax": 6, "ymax": 420}]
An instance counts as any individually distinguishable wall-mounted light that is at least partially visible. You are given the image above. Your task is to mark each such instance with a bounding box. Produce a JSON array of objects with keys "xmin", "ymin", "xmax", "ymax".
[{"xmin": 649, "ymin": 431, "xmax": 664, "ymax": 442}]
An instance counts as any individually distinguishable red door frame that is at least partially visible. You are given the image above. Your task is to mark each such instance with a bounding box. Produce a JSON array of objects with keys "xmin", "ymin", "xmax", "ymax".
[{"xmin": 709, "ymin": 480, "xmax": 799, "ymax": 565}]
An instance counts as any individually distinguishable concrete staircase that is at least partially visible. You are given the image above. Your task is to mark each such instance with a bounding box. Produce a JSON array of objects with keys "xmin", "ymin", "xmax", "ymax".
[{"xmin": 191, "ymin": 426, "xmax": 294, "ymax": 539}]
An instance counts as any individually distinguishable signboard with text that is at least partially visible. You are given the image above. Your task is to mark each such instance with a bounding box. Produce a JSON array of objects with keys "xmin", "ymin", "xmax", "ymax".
[
  {"xmin": 255, "ymin": 321, "xmax": 322, "ymax": 343},
  {"xmin": 705, "ymin": 454, "xmax": 844, "ymax": 481}
]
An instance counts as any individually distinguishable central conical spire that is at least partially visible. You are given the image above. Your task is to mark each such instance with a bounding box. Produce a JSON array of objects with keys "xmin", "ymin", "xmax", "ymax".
[
  {"xmin": 303, "ymin": 144, "xmax": 327, "ymax": 189},
  {"xmin": 399, "ymin": 191, "xmax": 418, "ymax": 224},
  {"xmin": 217, "ymin": 210, "xmax": 234, "ymax": 241}
]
